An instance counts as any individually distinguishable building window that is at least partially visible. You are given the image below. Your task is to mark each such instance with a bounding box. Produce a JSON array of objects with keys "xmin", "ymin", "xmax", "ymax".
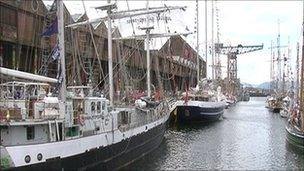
[
  {"xmin": 26, "ymin": 126, "xmax": 35, "ymax": 140},
  {"xmin": 0, "ymin": 6, "xmax": 17, "ymax": 26}
]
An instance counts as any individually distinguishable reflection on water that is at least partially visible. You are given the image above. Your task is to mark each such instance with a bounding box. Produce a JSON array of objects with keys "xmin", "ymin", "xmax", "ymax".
[{"xmin": 126, "ymin": 97, "xmax": 304, "ymax": 170}]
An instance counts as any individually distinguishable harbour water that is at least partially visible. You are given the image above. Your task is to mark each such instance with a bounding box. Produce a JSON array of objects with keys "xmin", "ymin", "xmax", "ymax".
[{"xmin": 126, "ymin": 97, "xmax": 304, "ymax": 170}]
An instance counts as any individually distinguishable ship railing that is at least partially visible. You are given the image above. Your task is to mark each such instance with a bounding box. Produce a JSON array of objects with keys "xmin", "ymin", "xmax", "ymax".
[
  {"xmin": 0, "ymin": 108, "xmax": 23, "ymax": 122},
  {"xmin": 0, "ymin": 106, "xmax": 61, "ymax": 122},
  {"xmin": 118, "ymin": 113, "xmax": 161, "ymax": 132}
]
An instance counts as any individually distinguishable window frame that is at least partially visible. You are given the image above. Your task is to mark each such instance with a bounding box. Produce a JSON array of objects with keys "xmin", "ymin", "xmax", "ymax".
[{"xmin": 26, "ymin": 126, "xmax": 35, "ymax": 140}]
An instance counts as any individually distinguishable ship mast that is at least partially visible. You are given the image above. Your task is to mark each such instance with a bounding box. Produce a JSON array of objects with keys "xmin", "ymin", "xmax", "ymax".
[
  {"xmin": 270, "ymin": 41, "xmax": 273, "ymax": 90},
  {"xmin": 115, "ymin": 8, "xmax": 191, "ymax": 98},
  {"xmin": 205, "ymin": 0, "xmax": 208, "ymax": 78},
  {"xmin": 282, "ymin": 52, "xmax": 286, "ymax": 95},
  {"xmin": 144, "ymin": 0, "xmax": 152, "ymax": 98},
  {"xmin": 137, "ymin": 0, "xmax": 190, "ymax": 98},
  {"xmin": 300, "ymin": 1, "xmax": 304, "ymax": 132},
  {"xmin": 296, "ymin": 42, "xmax": 300, "ymax": 100},
  {"xmin": 58, "ymin": 0, "xmax": 66, "ymax": 105},
  {"xmin": 214, "ymin": 0, "xmax": 222, "ymax": 80},
  {"xmin": 107, "ymin": 0, "xmax": 114, "ymax": 107},
  {"xmin": 211, "ymin": 0, "xmax": 215, "ymax": 80},
  {"xmin": 196, "ymin": 0, "xmax": 200, "ymax": 84},
  {"xmin": 68, "ymin": 3, "xmax": 187, "ymax": 105},
  {"xmin": 277, "ymin": 20, "xmax": 281, "ymax": 94}
]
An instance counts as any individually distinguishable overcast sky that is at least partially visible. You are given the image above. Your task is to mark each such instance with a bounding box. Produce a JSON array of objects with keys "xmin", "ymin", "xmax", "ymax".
[{"xmin": 44, "ymin": 0, "xmax": 303, "ymax": 85}]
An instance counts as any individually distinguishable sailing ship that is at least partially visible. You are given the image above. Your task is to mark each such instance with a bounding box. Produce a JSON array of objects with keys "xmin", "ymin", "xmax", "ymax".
[
  {"xmin": 285, "ymin": 14, "xmax": 304, "ymax": 150},
  {"xmin": 265, "ymin": 21, "xmax": 293, "ymax": 114},
  {"xmin": 170, "ymin": 1, "xmax": 225, "ymax": 124},
  {"xmin": 0, "ymin": 1, "xmax": 187, "ymax": 170}
]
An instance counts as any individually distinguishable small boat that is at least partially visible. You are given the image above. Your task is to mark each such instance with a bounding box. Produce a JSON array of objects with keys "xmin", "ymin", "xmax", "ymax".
[
  {"xmin": 265, "ymin": 95, "xmax": 282, "ymax": 113},
  {"xmin": 242, "ymin": 92, "xmax": 250, "ymax": 101}
]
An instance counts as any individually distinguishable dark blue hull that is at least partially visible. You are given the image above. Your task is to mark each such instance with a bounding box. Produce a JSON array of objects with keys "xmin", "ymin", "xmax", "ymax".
[
  {"xmin": 172, "ymin": 104, "xmax": 224, "ymax": 124},
  {"xmin": 5, "ymin": 122, "xmax": 167, "ymax": 171}
]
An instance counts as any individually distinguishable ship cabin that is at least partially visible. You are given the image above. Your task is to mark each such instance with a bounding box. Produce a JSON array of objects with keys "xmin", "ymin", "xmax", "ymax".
[
  {"xmin": 0, "ymin": 81, "xmax": 66, "ymax": 146},
  {"xmin": 0, "ymin": 81, "xmax": 54, "ymax": 121},
  {"xmin": 0, "ymin": 84, "xmax": 116, "ymax": 146},
  {"xmin": 65, "ymin": 86, "xmax": 115, "ymax": 138},
  {"xmin": 181, "ymin": 92, "xmax": 211, "ymax": 102}
]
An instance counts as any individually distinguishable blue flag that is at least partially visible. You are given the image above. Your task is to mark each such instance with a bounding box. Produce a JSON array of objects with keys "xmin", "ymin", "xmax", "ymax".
[
  {"xmin": 42, "ymin": 17, "xmax": 58, "ymax": 37},
  {"xmin": 50, "ymin": 44, "xmax": 60, "ymax": 61}
]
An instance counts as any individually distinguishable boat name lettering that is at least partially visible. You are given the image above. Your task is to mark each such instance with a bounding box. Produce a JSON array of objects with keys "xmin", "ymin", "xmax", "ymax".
[{"xmin": 127, "ymin": 16, "xmax": 171, "ymax": 24}]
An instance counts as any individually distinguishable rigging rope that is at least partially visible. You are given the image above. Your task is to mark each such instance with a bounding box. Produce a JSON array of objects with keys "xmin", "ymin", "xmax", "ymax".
[
  {"xmin": 81, "ymin": 0, "xmax": 105, "ymax": 83},
  {"xmin": 125, "ymin": 0, "xmax": 136, "ymax": 35}
]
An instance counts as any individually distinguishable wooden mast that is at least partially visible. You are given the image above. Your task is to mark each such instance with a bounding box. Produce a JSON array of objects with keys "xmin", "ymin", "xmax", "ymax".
[
  {"xmin": 145, "ymin": 0, "xmax": 152, "ymax": 98},
  {"xmin": 196, "ymin": 0, "xmax": 200, "ymax": 85},
  {"xmin": 107, "ymin": 0, "xmax": 114, "ymax": 107},
  {"xmin": 300, "ymin": 1, "xmax": 304, "ymax": 132},
  {"xmin": 58, "ymin": 0, "xmax": 66, "ymax": 113},
  {"xmin": 205, "ymin": 0, "xmax": 208, "ymax": 79}
]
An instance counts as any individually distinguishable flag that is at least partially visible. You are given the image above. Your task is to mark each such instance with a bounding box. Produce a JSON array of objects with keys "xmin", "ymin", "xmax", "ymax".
[
  {"xmin": 42, "ymin": 17, "xmax": 58, "ymax": 37},
  {"xmin": 56, "ymin": 62, "xmax": 63, "ymax": 84},
  {"xmin": 50, "ymin": 44, "xmax": 60, "ymax": 61}
]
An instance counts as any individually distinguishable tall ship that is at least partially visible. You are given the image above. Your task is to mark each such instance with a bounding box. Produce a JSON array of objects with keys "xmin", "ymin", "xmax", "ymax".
[
  {"xmin": 0, "ymin": 1, "xmax": 190, "ymax": 170},
  {"xmin": 170, "ymin": 1, "xmax": 225, "ymax": 124},
  {"xmin": 265, "ymin": 21, "xmax": 292, "ymax": 114},
  {"xmin": 285, "ymin": 14, "xmax": 304, "ymax": 150},
  {"xmin": 0, "ymin": 77, "xmax": 168, "ymax": 170}
]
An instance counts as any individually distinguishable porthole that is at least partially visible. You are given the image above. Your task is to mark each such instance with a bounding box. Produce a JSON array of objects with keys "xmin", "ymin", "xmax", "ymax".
[
  {"xmin": 25, "ymin": 155, "xmax": 31, "ymax": 163},
  {"xmin": 37, "ymin": 153, "xmax": 43, "ymax": 161}
]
